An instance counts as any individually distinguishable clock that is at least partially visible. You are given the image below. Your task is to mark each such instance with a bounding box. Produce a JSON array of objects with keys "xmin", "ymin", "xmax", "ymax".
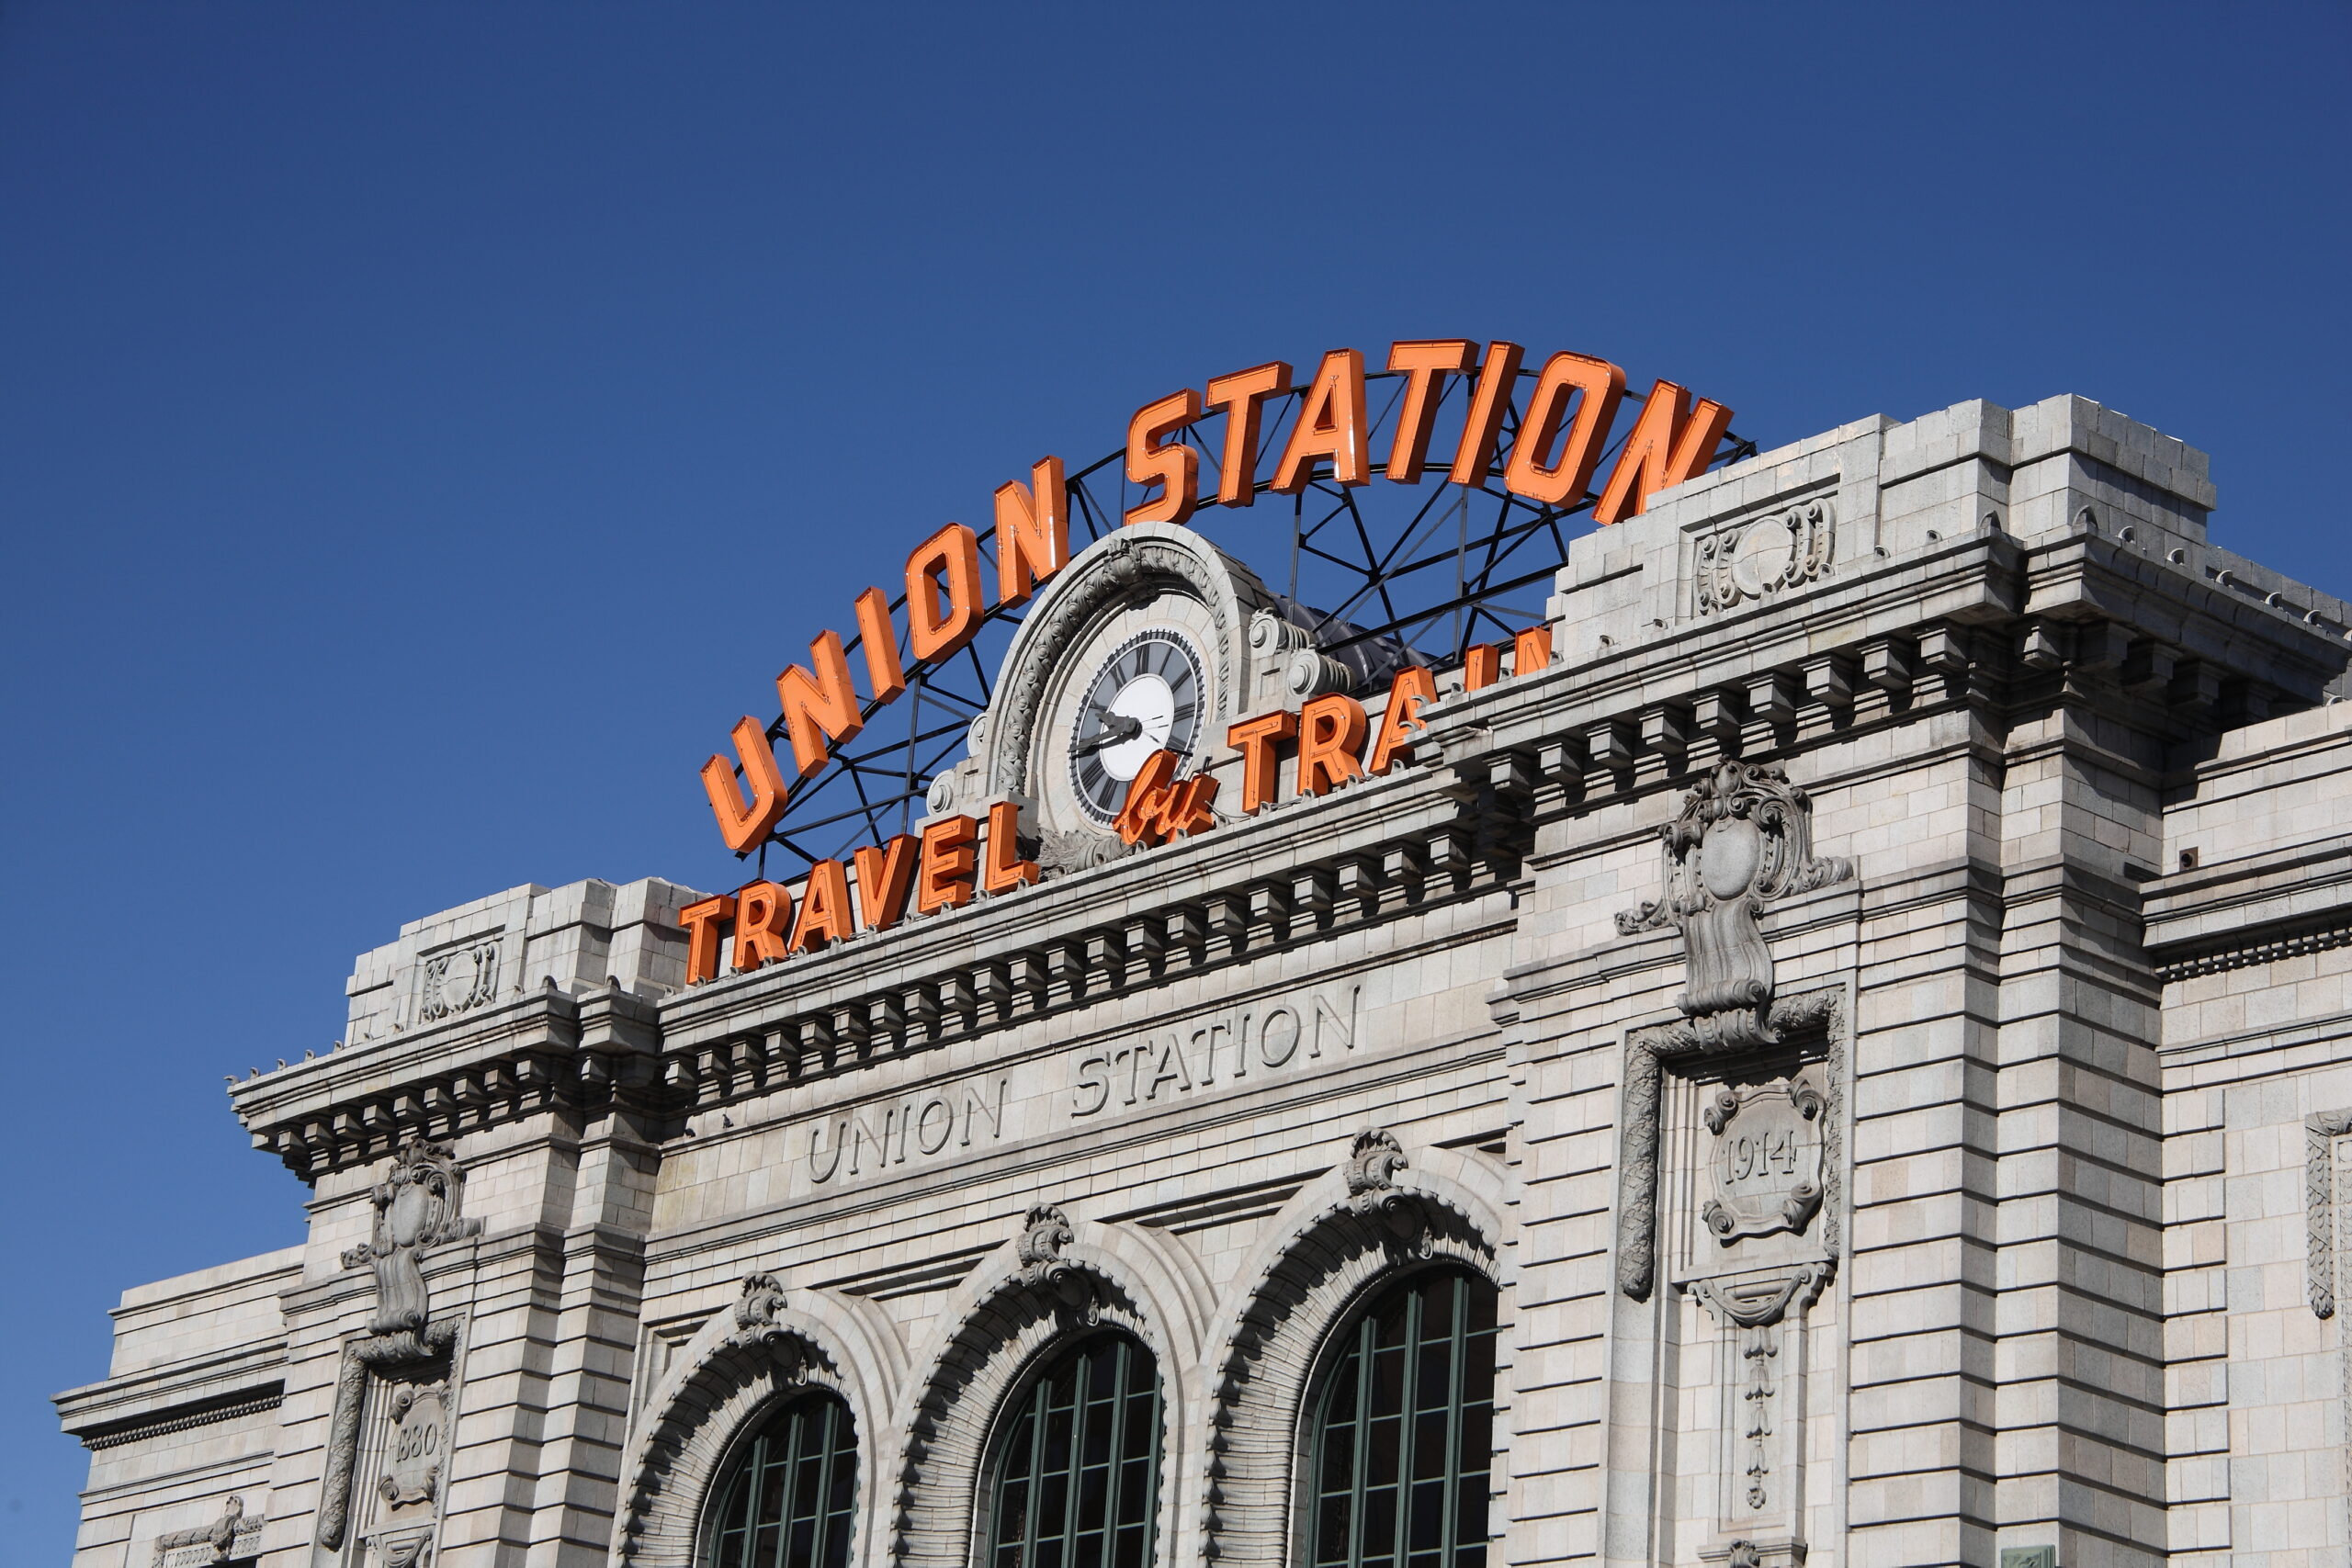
[{"xmin": 1066, "ymin": 627, "xmax": 1205, "ymax": 823}]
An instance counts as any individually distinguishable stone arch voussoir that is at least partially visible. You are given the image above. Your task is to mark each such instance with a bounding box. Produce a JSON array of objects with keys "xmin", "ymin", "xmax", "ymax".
[
  {"xmin": 612, "ymin": 1282, "xmax": 906, "ymax": 1568},
  {"xmin": 890, "ymin": 1215, "xmax": 1212, "ymax": 1568},
  {"xmin": 1197, "ymin": 1145, "xmax": 1511, "ymax": 1568}
]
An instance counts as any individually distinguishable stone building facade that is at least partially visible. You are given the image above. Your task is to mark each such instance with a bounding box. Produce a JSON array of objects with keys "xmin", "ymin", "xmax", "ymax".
[{"xmin": 56, "ymin": 394, "xmax": 2352, "ymax": 1567}]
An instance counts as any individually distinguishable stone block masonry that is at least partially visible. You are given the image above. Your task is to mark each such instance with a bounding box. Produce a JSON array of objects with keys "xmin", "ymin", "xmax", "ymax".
[{"xmin": 58, "ymin": 395, "xmax": 2352, "ymax": 1568}]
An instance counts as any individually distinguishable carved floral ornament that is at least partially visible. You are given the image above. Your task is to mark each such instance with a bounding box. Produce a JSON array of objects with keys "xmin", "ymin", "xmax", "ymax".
[{"xmin": 2307, "ymin": 1110, "xmax": 2352, "ymax": 1318}]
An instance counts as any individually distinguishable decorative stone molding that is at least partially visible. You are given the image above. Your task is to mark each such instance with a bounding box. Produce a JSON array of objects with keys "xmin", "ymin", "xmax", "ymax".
[
  {"xmin": 2309, "ymin": 1111, "xmax": 2352, "ymax": 1318},
  {"xmin": 339, "ymin": 1139, "xmax": 481, "ymax": 1336},
  {"xmin": 1617, "ymin": 761, "xmax": 1852, "ymax": 1051},
  {"xmin": 1617, "ymin": 987, "xmax": 1849, "ymax": 1303},
  {"xmin": 2163, "ymin": 917, "xmax": 2352, "ymax": 984},
  {"xmin": 1695, "ymin": 499, "xmax": 1833, "ymax": 616},
  {"xmin": 1201, "ymin": 1141, "xmax": 1509, "ymax": 1568},
  {"xmin": 152, "ymin": 1495, "xmax": 257, "ymax": 1567},
  {"xmin": 1688, "ymin": 1265, "xmax": 1828, "ymax": 1331},
  {"xmin": 1689, "ymin": 1267, "xmax": 1826, "ymax": 1557},
  {"xmin": 80, "ymin": 1388, "xmax": 284, "ymax": 1451},
  {"xmin": 612, "ymin": 1276, "xmax": 904, "ymax": 1568}
]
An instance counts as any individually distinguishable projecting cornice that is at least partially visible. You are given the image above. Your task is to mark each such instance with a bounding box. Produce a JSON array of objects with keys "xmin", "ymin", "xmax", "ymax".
[{"xmin": 225, "ymin": 394, "xmax": 2352, "ymax": 1182}]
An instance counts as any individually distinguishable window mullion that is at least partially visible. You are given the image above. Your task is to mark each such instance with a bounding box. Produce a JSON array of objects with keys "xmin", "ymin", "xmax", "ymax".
[
  {"xmin": 1438, "ymin": 1277, "xmax": 1464, "ymax": 1568},
  {"xmin": 1023, "ymin": 1377, "xmax": 1049, "ymax": 1568},
  {"xmin": 1062, "ymin": 1345, "xmax": 1091, "ymax": 1559},
  {"xmin": 776, "ymin": 1399, "xmax": 807, "ymax": 1568},
  {"xmin": 731, "ymin": 1432, "xmax": 764, "ymax": 1568},
  {"xmin": 1348, "ymin": 1313, "xmax": 1373, "ymax": 1568},
  {"xmin": 1139, "ymin": 1353, "xmax": 1163, "ymax": 1565},
  {"xmin": 1403, "ymin": 1286, "xmax": 1424, "ymax": 1568},
  {"xmin": 810, "ymin": 1398, "xmax": 840, "ymax": 1568},
  {"xmin": 1104, "ymin": 1339, "xmax": 1130, "ymax": 1551}
]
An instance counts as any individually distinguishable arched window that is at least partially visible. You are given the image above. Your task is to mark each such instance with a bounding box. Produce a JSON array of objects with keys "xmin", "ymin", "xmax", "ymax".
[
  {"xmin": 704, "ymin": 1390, "xmax": 857, "ymax": 1568},
  {"xmin": 1306, "ymin": 1269, "xmax": 1497, "ymax": 1568},
  {"xmin": 986, "ymin": 1333, "xmax": 1163, "ymax": 1568}
]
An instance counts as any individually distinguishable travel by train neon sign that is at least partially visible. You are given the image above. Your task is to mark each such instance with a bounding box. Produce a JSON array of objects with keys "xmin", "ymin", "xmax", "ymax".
[{"xmin": 680, "ymin": 340, "xmax": 1734, "ymax": 982}]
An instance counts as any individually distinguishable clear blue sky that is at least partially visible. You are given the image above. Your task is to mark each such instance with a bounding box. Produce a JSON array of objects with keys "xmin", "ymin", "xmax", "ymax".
[{"xmin": 4, "ymin": 2, "xmax": 2346, "ymax": 1555}]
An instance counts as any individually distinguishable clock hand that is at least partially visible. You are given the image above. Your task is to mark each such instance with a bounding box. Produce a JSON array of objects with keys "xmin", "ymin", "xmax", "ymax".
[{"xmin": 1071, "ymin": 712, "xmax": 1143, "ymax": 757}]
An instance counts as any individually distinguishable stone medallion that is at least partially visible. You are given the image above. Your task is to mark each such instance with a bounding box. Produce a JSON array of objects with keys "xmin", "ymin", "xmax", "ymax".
[{"xmin": 1702, "ymin": 1077, "xmax": 1825, "ymax": 1244}]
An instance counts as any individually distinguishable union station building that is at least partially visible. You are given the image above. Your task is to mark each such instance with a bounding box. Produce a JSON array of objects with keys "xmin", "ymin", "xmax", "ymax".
[{"xmin": 55, "ymin": 371, "xmax": 2352, "ymax": 1568}]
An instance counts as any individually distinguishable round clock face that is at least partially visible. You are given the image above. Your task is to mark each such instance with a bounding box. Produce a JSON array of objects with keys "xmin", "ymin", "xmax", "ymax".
[{"xmin": 1067, "ymin": 628, "xmax": 1205, "ymax": 823}]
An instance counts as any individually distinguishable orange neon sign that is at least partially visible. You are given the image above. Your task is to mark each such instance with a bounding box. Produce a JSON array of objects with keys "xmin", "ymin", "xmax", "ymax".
[{"xmin": 684, "ymin": 341, "xmax": 1730, "ymax": 978}]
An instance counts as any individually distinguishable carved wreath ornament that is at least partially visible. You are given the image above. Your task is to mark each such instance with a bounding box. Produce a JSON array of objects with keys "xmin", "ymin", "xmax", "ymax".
[
  {"xmin": 1694, "ymin": 499, "xmax": 1833, "ymax": 616},
  {"xmin": 1617, "ymin": 761, "xmax": 1851, "ymax": 1049}
]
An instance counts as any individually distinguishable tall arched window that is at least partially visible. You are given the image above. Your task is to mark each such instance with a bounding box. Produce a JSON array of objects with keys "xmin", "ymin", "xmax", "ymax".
[
  {"xmin": 705, "ymin": 1390, "xmax": 857, "ymax": 1568},
  {"xmin": 986, "ymin": 1333, "xmax": 1163, "ymax": 1568},
  {"xmin": 1307, "ymin": 1269, "xmax": 1497, "ymax": 1568}
]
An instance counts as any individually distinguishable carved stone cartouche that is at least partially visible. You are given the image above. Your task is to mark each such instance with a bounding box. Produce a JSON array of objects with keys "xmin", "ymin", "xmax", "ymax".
[
  {"xmin": 1616, "ymin": 761, "xmax": 1851, "ymax": 1050},
  {"xmin": 320, "ymin": 1138, "xmax": 478, "ymax": 1553},
  {"xmin": 339, "ymin": 1138, "xmax": 482, "ymax": 1336}
]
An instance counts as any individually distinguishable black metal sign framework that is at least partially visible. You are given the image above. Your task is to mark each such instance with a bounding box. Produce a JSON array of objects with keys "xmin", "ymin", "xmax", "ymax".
[{"xmin": 747, "ymin": 369, "xmax": 1752, "ymax": 875}]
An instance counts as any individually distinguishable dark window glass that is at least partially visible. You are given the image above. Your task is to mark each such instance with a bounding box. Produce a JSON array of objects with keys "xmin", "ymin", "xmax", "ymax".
[
  {"xmin": 704, "ymin": 1391, "xmax": 857, "ymax": 1568},
  {"xmin": 988, "ymin": 1334, "xmax": 1163, "ymax": 1568},
  {"xmin": 1308, "ymin": 1271, "xmax": 1497, "ymax": 1568}
]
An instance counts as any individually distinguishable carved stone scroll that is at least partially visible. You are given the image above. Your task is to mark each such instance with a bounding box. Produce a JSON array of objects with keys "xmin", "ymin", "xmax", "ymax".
[
  {"xmin": 1616, "ymin": 761, "xmax": 1852, "ymax": 1051},
  {"xmin": 1012, "ymin": 1203, "xmax": 1098, "ymax": 1320},
  {"xmin": 1702, "ymin": 1077, "xmax": 1826, "ymax": 1244}
]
